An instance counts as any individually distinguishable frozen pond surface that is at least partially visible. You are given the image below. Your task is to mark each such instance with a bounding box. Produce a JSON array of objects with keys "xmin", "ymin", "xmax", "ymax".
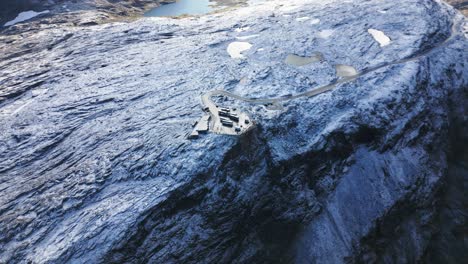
[
  {"xmin": 4, "ymin": 10, "xmax": 49, "ymax": 27},
  {"xmin": 144, "ymin": 0, "xmax": 215, "ymax": 17}
]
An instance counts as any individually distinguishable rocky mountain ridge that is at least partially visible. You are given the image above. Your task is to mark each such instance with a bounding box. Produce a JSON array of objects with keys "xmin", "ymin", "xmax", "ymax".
[
  {"xmin": 0, "ymin": 0, "xmax": 466, "ymax": 263},
  {"xmin": 0, "ymin": 0, "xmax": 171, "ymax": 31}
]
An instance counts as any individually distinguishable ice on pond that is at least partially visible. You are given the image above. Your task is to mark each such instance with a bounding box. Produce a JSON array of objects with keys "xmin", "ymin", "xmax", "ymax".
[
  {"xmin": 368, "ymin": 28, "xmax": 391, "ymax": 47},
  {"xmin": 227, "ymin": 42, "xmax": 252, "ymax": 59}
]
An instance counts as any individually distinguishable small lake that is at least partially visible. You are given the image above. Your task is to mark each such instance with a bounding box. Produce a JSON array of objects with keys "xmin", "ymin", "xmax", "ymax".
[
  {"xmin": 285, "ymin": 53, "xmax": 323, "ymax": 67},
  {"xmin": 144, "ymin": 0, "xmax": 216, "ymax": 17}
]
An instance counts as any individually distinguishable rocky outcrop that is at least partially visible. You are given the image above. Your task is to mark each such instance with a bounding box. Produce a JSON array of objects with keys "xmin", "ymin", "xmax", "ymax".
[
  {"xmin": 447, "ymin": 0, "xmax": 468, "ymax": 15},
  {"xmin": 0, "ymin": 0, "xmax": 55, "ymax": 27},
  {"xmin": 0, "ymin": 0, "xmax": 170, "ymax": 32},
  {"xmin": 0, "ymin": 0, "xmax": 58, "ymax": 16},
  {"xmin": 0, "ymin": 0, "xmax": 466, "ymax": 263}
]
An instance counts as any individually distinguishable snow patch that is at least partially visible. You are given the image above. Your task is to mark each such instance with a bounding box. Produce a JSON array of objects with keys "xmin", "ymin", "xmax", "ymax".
[
  {"xmin": 368, "ymin": 28, "xmax": 391, "ymax": 47},
  {"xmin": 296, "ymin": 16, "xmax": 310, "ymax": 22},
  {"xmin": 335, "ymin": 64, "xmax": 358, "ymax": 77},
  {"xmin": 279, "ymin": 5, "xmax": 298, "ymax": 12},
  {"xmin": 227, "ymin": 42, "xmax": 252, "ymax": 59},
  {"xmin": 317, "ymin": 29, "xmax": 334, "ymax": 39},
  {"xmin": 4, "ymin": 10, "xmax": 49, "ymax": 27},
  {"xmin": 236, "ymin": 34, "xmax": 259, "ymax": 40},
  {"xmin": 310, "ymin": 18, "xmax": 321, "ymax": 25},
  {"xmin": 234, "ymin": 26, "xmax": 250, "ymax": 32}
]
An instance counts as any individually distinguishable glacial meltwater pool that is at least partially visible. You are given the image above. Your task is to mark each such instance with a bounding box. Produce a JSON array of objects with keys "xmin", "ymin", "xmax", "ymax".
[
  {"xmin": 285, "ymin": 53, "xmax": 323, "ymax": 66},
  {"xmin": 144, "ymin": 0, "xmax": 215, "ymax": 17}
]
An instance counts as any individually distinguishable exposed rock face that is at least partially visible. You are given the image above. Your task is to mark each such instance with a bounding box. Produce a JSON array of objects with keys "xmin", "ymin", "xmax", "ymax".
[
  {"xmin": 0, "ymin": 0, "xmax": 52, "ymax": 26},
  {"xmin": 447, "ymin": 0, "xmax": 468, "ymax": 15},
  {"xmin": 0, "ymin": 0, "xmax": 168, "ymax": 31},
  {"xmin": 0, "ymin": 0, "xmax": 466, "ymax": 263}
]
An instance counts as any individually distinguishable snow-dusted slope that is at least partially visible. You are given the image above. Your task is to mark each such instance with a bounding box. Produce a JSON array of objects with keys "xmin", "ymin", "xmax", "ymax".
[
  {"xmin": 4, "ymin": 10, "xmax": 50, "ymax": 27},
  {"xmin": 0, "ymin": 0, "xmax": 466, "ymax": 263}
]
